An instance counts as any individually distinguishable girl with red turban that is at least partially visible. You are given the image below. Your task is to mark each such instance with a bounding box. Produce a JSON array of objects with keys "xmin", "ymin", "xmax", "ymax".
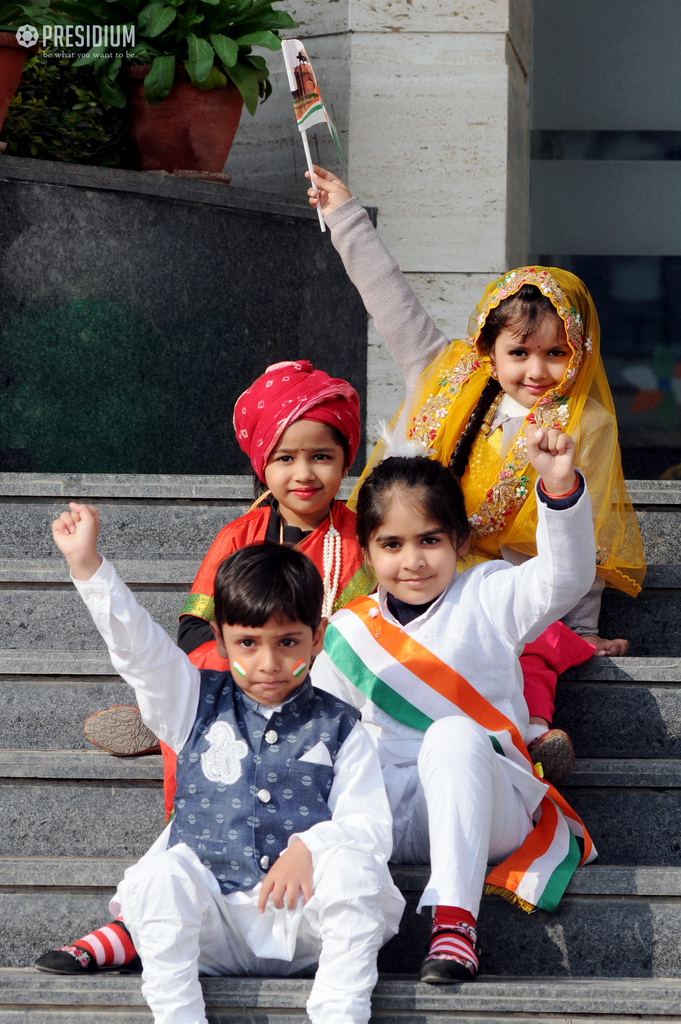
[
  {"xmin": 179, "ymin": 359, "xmax": 372, "ymax": 666},
  {"xmin": 87, "ymin": 360, "xmax": 374, "ymax": 810}
]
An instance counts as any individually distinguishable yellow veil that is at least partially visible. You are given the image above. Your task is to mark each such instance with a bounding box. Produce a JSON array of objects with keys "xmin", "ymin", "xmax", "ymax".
[{"xmin": 353, "ymin": 266, "xmax": 645, "ymax": 597}]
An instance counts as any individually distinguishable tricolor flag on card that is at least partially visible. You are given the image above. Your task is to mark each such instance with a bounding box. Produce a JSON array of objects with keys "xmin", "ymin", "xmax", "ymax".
[
  {"xmin": 281, "ymin": 39, "xmax": 341, "ymax": 232},
  {"xmin": 281, "ymin": 39, "xmax": 341, "ymax": 159}
]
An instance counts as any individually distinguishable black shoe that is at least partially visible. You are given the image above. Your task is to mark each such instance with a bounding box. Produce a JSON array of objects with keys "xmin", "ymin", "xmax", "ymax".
[
  {"xmin": 420, "ymin": 955, "xmax": 478, "ymax": 984},
  {"xmin": 34, "ymin": 946, "xmax": 142, "ymax": 975}
]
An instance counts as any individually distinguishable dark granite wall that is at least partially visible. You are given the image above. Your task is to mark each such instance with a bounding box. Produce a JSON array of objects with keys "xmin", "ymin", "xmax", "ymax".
[{"xmin": 0, "ymin": 157, "xmax": 369, "ymax": 475}]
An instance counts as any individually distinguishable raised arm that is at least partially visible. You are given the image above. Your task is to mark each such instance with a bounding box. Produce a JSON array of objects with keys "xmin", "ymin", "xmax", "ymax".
[
  {"xmin": 307, "ymin": 166, "xmax": 450, "ymax": 395},
  {"xmin": 52, "ymin": 503, "xmax": 200, "ymax": 751},
  {"xmin": 480, "ymin": 429, "xmax": 597, "ymax": 648}
]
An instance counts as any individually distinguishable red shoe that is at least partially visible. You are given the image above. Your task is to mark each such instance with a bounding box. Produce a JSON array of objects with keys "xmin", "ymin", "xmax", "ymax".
[{"xmin": 527, "ymin": 729, "xmax": 575, "ymax": 786}]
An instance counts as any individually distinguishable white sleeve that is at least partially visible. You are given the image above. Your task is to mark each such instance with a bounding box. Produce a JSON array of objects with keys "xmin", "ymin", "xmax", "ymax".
[
  {"xmin": 288, "ymin": 720, "xmax": 394, "ymax": 868},
  {"xmin": 479, "ymin": 478, "xmax": 597, "ymax": 649},
  {"xmin": 327, "ymin": 199, "xmax": 450, "ymax": 392},
  {"xmin": 72, "ymin": 557, "xmax": 199, "ymax": 753}
]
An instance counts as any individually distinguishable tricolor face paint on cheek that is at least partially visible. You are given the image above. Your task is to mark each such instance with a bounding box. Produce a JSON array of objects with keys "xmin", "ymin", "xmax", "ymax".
[
  {"xmin": 232, "ymin": 660, "xmax": 247, "ymax": 678},
  {"xmin": 292, "ymin": 659, "xmax": 307, "ymax": 678}
]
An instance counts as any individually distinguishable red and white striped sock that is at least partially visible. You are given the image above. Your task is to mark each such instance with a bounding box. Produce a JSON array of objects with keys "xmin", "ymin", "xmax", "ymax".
[
  {"xmin": 71, "ymin": 917, "xmax": 138, "ymax": 968},
  {"xmin": 426, "ymin": 906, "xmax": 479, "ymax": 976}
]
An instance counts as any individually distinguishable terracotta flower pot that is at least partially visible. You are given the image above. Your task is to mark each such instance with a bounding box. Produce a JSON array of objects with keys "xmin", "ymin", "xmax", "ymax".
[
  {"xmin": 0, "ymin": 31, "xmax": 38, "ymax": 135},
  {"xmin": 125, "ymin": 64, "xmax": 244, "ymax": 173}
]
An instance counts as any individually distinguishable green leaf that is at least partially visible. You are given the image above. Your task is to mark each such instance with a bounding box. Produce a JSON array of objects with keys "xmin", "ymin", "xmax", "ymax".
[
  {"xmin": 234, "ymin": 29, "xmax": 280, "ymax": 50},
  {"xmin": 232, "ymin": 10, "xmax": 297, "ymax": 30},
  {"xmin": 260, "ymin": 75, "xmax": 272, "ymax": 102},
  {"xmin": 183, "ymin": 60, "xmax": 226, "ymax": 89},
  {"xmin": 210, "ymin": 32, "xmax": 238, "ymax": 68},
  {"xmin": 93, "ymin": 58, "xmax": 126, "ymax": 108},
  {"xmin": 244, "ymin": 53, "xmax": 267, "ymax": 71},
  {"xmin": 146, "ymin": 3, "xmax": 177, "ymax": 37},
  {"xmin": 143, "ymin": 53, "xmax": 175, "ymax": 104},
  {"xmin": 137, "ymin": 0, "xmax": 160, "ymax": 30},
  {"xmin": 126, "ymin": 42, "xmax": 162, "ymax": 61},
  {"xmin": 224, "ymin": 59, "xmax": 259, "ymax": 115},
  {"xmin": 186, "ymin": 32, "xmax": 214, "ymax": 82}
]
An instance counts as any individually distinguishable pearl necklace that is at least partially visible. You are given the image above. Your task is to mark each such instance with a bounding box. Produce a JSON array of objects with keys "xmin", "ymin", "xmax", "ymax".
[{"xmin": 321, "ymin": 510, "xmax": 342, "ymax": 619}]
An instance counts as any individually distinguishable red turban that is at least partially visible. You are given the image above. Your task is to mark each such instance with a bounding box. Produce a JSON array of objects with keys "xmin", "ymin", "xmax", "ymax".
[{"xmin": 233, "ymin": 361, "xmax": 361, "ymax": 481}]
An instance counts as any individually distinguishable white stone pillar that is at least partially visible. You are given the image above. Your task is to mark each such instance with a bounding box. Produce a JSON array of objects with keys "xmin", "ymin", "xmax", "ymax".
[{"xmin": 227, "ymin": 0, "xmax": 531, "ymax": 454}]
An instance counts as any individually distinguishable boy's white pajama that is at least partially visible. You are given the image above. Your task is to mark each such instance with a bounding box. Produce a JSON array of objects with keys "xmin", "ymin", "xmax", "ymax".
[
  {"xmin": 72, "ymin": 560, "xmax": 404, "ymax": 1024},
  {"xmin": 118, "ymin": 841, "xmax": 389, "ymax": 1024}
]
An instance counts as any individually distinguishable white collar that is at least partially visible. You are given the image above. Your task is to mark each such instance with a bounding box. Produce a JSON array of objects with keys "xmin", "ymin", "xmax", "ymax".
[{"xmin": 498, "ymin": 392, "xmax": 530, "ymax": 419}]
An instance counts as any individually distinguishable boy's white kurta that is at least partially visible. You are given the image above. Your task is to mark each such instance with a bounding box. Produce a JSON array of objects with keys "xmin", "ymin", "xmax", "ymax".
[
  {"xmin": 313, "ymin": 482, "xmax": 596, "ymax": 916},
  {"xmin": 73, "ymin": 559, "xmax": 404, "ymax": 1024}
]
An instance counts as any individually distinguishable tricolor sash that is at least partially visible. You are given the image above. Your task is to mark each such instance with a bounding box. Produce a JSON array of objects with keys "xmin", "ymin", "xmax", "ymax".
[{"xmin": 324, "ymin": 597, "xmax": 597, "ymax": 912}]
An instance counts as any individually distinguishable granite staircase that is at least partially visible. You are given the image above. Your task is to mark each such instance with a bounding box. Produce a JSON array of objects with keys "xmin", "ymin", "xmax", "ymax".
[{"xmin": 0, "ymin": 472, "xmax": 680, "ymax": 1021}]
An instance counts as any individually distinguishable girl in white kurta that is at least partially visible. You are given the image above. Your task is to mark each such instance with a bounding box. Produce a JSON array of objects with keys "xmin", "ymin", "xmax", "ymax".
[{"xmin": 312, "ymin": 427, "xmax": 597, "ymax": 984}]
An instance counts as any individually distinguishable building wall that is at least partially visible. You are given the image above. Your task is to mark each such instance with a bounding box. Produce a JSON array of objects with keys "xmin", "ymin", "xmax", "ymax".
[
  {"xmin": 530, "ymin": 0, "xmax": 681, "ymax": 478},
  {"xmin": 227, "ymin": 0, "xmax": 531, "ymax": 454}
]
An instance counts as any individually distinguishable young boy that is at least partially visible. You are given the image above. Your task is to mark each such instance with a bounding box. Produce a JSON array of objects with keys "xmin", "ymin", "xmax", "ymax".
[{"xmin": 49, "ymin": 503, "xmax": 404, "ymax": 1024}]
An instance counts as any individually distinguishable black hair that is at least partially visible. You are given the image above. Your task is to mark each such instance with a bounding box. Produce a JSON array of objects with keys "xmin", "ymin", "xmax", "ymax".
[
  {"xmin": 213, "ymin": 543, "xmax": 323, "ymax": 631},
  {"xmin": 355, "ymin": 456, "xmax": 471, "ymax": 551},
  {"xmin": 449, "ymin": 377, "xmax": 502, "ymax": 479},
  {"xmin": 450, "ymin": 284, "xmax": 562, "ymax": 479},
  {"xmin": 477, "ymin": 283, "xmax": 560, "ymax": 356},
  {"xmin": 252, "ymin": 423, "xmax": 350, "ymax": 501}
]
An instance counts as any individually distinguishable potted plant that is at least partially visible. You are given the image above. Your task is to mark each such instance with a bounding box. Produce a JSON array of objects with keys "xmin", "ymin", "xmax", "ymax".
[
  {"xmin": 0, "ymin": 0, "xmax": 53, "ymax": 134},
  {"xmin": 52, "ymin": 0, "xmax": 297, "ymax": 172}
]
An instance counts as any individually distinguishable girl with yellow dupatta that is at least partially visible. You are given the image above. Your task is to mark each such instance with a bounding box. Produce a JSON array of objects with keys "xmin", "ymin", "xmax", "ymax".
[{"xmin": 306, "ymin": 165, "xmax": 646, "ymax": 786}]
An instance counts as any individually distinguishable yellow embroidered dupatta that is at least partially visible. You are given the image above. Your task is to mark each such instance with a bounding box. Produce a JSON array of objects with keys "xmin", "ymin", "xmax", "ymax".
[{"xmin": 356, "ymin": 267, "xmax": 645, "ymax": 597}]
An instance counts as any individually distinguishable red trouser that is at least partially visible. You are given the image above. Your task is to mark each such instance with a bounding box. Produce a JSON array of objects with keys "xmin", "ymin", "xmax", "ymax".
[
  {"xmin": 520, "ymin": 621, "xmax": 595, "ymax": 723},
  {"xmin": 161, "ymin": 623, "xmax": 596, "ymax": 816}
]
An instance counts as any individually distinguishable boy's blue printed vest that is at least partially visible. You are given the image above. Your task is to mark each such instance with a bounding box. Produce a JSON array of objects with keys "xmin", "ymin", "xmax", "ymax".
[{"xmin": 169, "ymin": 671, "xmax": 360, "ymax": 895}]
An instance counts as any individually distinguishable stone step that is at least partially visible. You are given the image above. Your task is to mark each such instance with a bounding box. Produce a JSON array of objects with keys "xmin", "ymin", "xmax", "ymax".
[
  {"xmin": 3, "ymin": 857, "xmax": 677, "ymax": 895},
  {"xmin": 2, "ymin": 863, "xmax": 681, "ymax": 977},
  {"xmin": 3, "ymin": 559, "xmax": 680, "ymax": 589},
  {"xmin": 591, "ymin": 587, "xmax": 680, "ymax": 655},
  {"xmin": 0, "ymin": 587, "xmax": 185, "ymax": 651},
  {"xmin": 0, "ymin": 474, "xmax": 358, "ymax": 501},
  {"xmin": 0, "ymin": 651, "xmax": 114, "ymax": 674},
  {"xmin": 2, "ymin": 971, "xmax": 681, "ymax": 1022},
  {"xmin": 0, "ymin": 753, "xmax": 678, "ymax": 864},
  {"xmin": 0, "ymin": 475, "xmax": 672, "ymax": 504},
  {"xmin": 0, "ymin": 501, "xmax": 246, "ymax": 579},
  {"xmin": 0, "ymin": 558, "xmax": 203, "ymax": 585},
  {"xmin": 0, "ymin": 657, "xmax": 679, "ymax": 757},
  {"xmin": 0, "ymin": 753, "xmax": 164, "ymax": 859},
  {"xmin": 554, "ymin": 681, "xmax": 681, "ymax": 758},
  {"xmin": 2, "ymin": 579, "xmax": 677, "ymax": 657},
  {"xmin": 563, "ymin": 657, "xmax": 681, "ymax": 680},
  {"xmin": 4, "ymin": 651, "xmax": 666, "ymax": 677},
  {"xmin": 0, "ymin": 676, "xmax": 139, "ymax": 751},
  {"xmin": 0, "ymin": 476, "xmax": 676, "ymax": 573},
  {"xmin": 3, "ymin": 664, "xmax": 681, "ymax": 753},
  {"xmin": 0, "ymin": 750, "xmax": 163, "ymax": 780}
]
